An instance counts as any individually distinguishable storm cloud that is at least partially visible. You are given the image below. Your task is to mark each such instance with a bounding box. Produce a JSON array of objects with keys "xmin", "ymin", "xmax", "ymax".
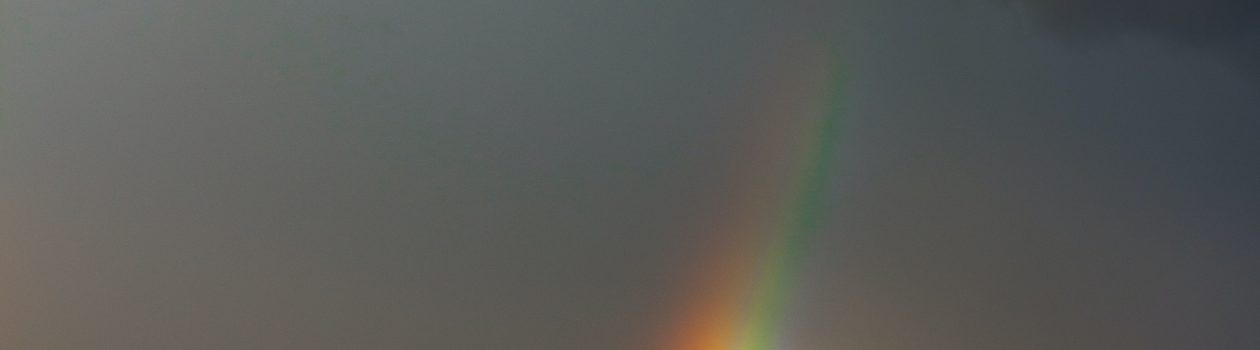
[{"xmin": 1010, "ymin": 0, "xmax": 1260, "ymax": 79}]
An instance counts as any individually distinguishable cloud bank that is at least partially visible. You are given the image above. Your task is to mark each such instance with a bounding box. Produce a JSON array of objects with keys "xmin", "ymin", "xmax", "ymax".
[{"xmin": 1012, "ymin": 0, "xmax": 1260, "ymax": 79}]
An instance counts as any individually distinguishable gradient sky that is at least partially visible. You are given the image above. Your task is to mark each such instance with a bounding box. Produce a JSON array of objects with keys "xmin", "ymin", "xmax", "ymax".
[{"xmin": 1, "ymin": 1, "xmax": 1258, "ymax": 349}]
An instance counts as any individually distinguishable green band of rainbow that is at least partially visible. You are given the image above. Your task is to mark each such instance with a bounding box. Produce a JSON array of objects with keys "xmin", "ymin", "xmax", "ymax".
[{"xmin": 736, "ymin": 51, "xmax": 845, "ymax": 350}]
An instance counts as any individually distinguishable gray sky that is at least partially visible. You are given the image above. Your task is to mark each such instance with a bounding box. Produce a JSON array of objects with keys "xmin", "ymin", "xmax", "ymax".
[{"xmin": 1, "ymin": 1, "xmax": 1257, "ymax": 349}]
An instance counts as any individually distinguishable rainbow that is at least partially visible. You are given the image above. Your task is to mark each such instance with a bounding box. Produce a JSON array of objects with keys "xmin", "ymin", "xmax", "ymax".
[{"xmin": 660, "ymin": 43, "xmax": 845, "ymax": 350}]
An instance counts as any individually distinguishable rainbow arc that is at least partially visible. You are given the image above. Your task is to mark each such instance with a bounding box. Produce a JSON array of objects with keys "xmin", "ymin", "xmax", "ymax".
[{"xmin": 661, "ymin": 44, "xmax": 845, "ymax": 350}]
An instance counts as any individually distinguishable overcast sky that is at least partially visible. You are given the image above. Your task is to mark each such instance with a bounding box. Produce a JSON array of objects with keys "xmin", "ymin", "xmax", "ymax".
[{"xmin": 1, "ymin": 1, "xmax": 1257, "ymax": 349}]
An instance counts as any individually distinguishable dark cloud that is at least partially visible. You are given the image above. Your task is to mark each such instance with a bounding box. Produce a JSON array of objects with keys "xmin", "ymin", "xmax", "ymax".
[{"xmin": 1012, "ymin": 0, "xmax": 1260, "ymax": 79}]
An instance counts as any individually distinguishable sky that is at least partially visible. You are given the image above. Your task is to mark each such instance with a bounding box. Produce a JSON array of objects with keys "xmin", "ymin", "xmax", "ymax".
[{"xmin": 1, "ymin": 0, "xmax": 1258, "ymax": 349}]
